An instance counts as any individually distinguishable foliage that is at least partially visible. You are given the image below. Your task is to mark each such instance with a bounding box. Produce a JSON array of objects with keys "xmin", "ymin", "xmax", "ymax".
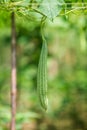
[{"xmin": 0, "ymin": 0, "xmax": 87, "ymax": 21}]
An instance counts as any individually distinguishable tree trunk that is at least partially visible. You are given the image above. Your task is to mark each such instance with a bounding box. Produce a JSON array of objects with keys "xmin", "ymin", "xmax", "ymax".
[{"xmin": 10, "ymin": 12, "xmax": 17, "ymax": 130}]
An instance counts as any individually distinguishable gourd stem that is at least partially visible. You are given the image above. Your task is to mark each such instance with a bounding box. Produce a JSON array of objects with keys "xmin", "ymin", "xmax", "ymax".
[{"xmin": 40, "ymin": 16, "xmax": 46, "ymax": 42}]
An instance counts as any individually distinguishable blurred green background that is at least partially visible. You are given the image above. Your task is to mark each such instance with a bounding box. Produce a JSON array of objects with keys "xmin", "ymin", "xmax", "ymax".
[{"xmin": 0, "ymin": 11, "xmax": 87, "ymax": 130}]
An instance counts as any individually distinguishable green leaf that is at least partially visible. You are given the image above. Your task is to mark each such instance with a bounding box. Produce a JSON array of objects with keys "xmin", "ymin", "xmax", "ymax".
[{"xmin": 37, "ymin": 0, "xmax": 64, "ymax": 20}]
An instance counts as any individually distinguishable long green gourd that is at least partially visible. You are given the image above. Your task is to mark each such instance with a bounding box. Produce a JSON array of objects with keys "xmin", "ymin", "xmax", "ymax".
[{"xmin": 37, "ymin": 39, "xmax": 48, "ymax": 111}]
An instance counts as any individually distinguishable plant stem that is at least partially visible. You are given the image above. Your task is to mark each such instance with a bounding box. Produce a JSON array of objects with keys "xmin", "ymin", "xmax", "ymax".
[{"xmin": 11, "ymin": 12, "xmax": 17, "ymax": 130}]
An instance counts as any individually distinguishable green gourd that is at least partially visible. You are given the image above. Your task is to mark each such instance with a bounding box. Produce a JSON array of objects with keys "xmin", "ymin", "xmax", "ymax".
[{"xmin": 37, "ymin": 40, "xmax": 48, "ymax": 110}]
